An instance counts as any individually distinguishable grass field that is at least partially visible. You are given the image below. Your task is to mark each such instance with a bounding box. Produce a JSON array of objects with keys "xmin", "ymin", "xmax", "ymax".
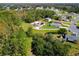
[
  {"xmin": 76, "ymin": 21, "xmax": 79, "ymax": 28},
  {"xmin": 64, "ymin": 22, "xmax": 71, "ymax": 25},
  {"xmin": 61, "ymin": 24, "xmax": 70, "ymax": 27},
  {"xmin": 41, "ymin": 22, "xmax": 58, "ymax": 29},
  {"xmin": 20, "ymin": 22, "xmax": 32, "ymax": 31},
  {"xmin": 61, "ymin": 22, "xmax": 71, "ymax": 27},
  {"xmin": 32, "ymin": 29, "xmax": 59, "ymax": 34}
]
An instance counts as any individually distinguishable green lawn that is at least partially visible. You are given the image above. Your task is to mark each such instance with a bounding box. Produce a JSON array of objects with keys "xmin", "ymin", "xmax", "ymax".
[
  {"xmin": 64, "ymin": 22, "xmax": 71, "ymax": 25},
  {"xmin": 61, "ymin": 22, "xmax": 71, "ymax": 27},
  {"xmin": 41, "ymin": 22, "xmax": 58, "ymax": 29},
  {"xmin": 76, "ymin": 21, "xmax": 79, "ymax": 28},
  {"xmin": 32, "ymin": 29, "xmax": 59, "ymax": 34},
  {"xmin": 61, "ymin": 24, "xmax": 70, "ymax": 27},
  {"xmin": 20, "ymin": 22, "xmax": 32, "ymax": 31}
]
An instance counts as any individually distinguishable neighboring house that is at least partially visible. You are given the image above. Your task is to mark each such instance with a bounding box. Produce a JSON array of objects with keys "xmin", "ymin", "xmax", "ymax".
[
  {"xmin": 31, "ymin": 21, "xmax": 45, "ymax": 27},
  {"xmin": 15, "ymin": 8, "xmax": 19, "ymax": 11},
  {"xmin": 27, "ymin": 7, "xmax": 33, "ymax": 10},
  {"xmin": 6, "ymin": 7, "xmax": 10, "ymax": 11},
  {"xmin": 50, "ymin": 22, "xmax": 61, "ymax": 28},
  {"xmin": 20, "ymin": 7, "xmax": 23, "ymax": 11},
  {"xmin": 50, "ymin": 7, "xmax": 55, "ymax": 11},
  {"xmin": 36, "ymin": 6, "xmax": 43, "ymax": 10},
  {"xmin": 60, "ymin": 15, "xmax": 69, "ymax": 22},
  {"xmin": 68, "ymin": 12, "xmax": 76, "ymax": 16},
  {"xmin": 45, "ymin": 17, "xmax": 52, "ymax": 22}
]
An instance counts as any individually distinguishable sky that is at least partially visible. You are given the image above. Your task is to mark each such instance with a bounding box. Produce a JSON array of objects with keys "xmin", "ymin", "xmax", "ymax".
[{"xmin": 0, "ymin": 0, "xmax": 79, "ymax": 3}]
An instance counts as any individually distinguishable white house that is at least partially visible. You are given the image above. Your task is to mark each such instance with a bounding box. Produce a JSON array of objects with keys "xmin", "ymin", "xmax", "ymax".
[
  {"xmin": 50, "ymin": 7, "xmax": 55, "ymax": 11},
  {"xmin": 15, "ymin": 8, "xmax": 19, "ymax": 11},
  {"xmin": 31, "ymin": 21, "xmax": 45, "ymax": 27},
  {"xmin": 6, "ymin": 7, "xmax": 10, "ymax": 11},
  {"xmin": 36, "ymin": 6, "xmax": 43, "ymax": 10},
  {"xmin": 45, "ymin": 17, "xmax": 52, "ymax": 22},
  {"xmin": 31, "ymin": 21, "xmax": 45, "ymax": 30}
]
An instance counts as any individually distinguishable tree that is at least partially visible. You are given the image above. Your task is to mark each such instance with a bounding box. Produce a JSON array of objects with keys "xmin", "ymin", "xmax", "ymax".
[
  {"xmin": 24, "ymin": 9, "xmax": 55, "ymax": 23},
  {"xmin": 52, "ymin": 16, "xmax": 60, "ymax": 20},
  {"xmin": 58, "ymin": 28, "xmax": 67, "ymax": 34},
  {"xmin": 26, "ymin": 27, "xmax": 33, "ymax": 37},
  {"xmin": 0, "ymin": 11, "xmax": 32, "ymax": 56},
  {"xmin": 58, "ymin": 28, "xmax": 67, "ymax": 39},
  {"xmin": 32, "ymin": 33, "xmax": 45, "ymax": 56}
]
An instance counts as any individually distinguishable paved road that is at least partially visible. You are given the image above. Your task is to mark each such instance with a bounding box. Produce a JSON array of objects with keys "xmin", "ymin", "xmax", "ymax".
[
  {"xmin": 69, "ymin": 15, "xmax": 79, "ymax": 34},
  {"xmin": 65, "ymin": 14, "xmax": 79, "ymax": 41}
]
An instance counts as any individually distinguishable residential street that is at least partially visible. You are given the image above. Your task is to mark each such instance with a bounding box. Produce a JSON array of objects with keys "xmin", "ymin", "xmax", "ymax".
[{"xmin": 69, "ymin": 14, "xmax": 79, "ymax": 34}]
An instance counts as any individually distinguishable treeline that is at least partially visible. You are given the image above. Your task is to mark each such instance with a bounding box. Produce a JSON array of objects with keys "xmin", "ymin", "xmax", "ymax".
[
  {"xmin": 23, "ymin": 9, "xmax": 55, "ymax": 23},
  {"xmin": 55, "ymin": 5, "xmax": 79, "ymax": 13},
  {"xmin": 0, "ymin": 10, "xmax": 79, "ymax": 56},
  {"xmin": 32, "ymin": 33, "xmax": 72, "ymax": 56}
]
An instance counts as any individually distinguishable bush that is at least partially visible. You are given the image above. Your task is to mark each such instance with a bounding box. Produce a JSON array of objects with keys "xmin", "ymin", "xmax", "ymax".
[{"xmin": 58, "ymin": 28, "xmax": 67, "ymax": 34}]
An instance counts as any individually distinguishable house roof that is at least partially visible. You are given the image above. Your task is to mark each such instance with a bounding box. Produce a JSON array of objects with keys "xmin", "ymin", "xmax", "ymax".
[{"xmin": 45, "ymin": 17, "xmax": 51, "ymax": 20}]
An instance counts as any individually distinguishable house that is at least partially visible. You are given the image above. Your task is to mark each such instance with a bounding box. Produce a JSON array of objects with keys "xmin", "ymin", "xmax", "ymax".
[
  {"xmin": 60, "ymin": 15, "xmax": 70, "ymax": 22},
  {"xmin": 45, "ymin": 17, "xmax": 52, "ymax": 22},
  {"xmin": 31, "ymin": 21, "xmax": 45, "ymax": 30},
  {"xmin": 15, "ymin": 8, "xmax": 19, "ymax": 11},
  {"xmin": 6, "ymin": 7, "xmax": 10, "ymax": 11},
  {"xmin": 36, "ymin": 6, "xmax": 43, "ymax": 10},
  {"xmin": 50, "ymin": 22, "xmax": 61, "ymax": 28},
  {"xmin": 20, "ymin": 7, "xmax": 23, "ymax": 11},
  {"xmin": 50, "ymin": 7, "xmax": 55, "ymax": 11},
  {"xmin": 31, "ymin": 21, "xmax": 45, "ymax": 27}
]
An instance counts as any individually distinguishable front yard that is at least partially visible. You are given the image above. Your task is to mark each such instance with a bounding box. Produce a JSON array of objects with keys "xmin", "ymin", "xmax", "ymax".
[
  {"xmin": 41, "ymin": 22, "xmax": 58, "ymax": 29},
  {"xmin": 61, "ymin": 21, "xmax": 71, "ymax": 27}
]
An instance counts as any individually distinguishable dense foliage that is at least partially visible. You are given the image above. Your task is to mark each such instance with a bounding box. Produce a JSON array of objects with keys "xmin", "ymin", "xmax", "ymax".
[
  {"xmin": 23, "ymin": 9, "xmax": 55, "ymax": 23},
  {"xmin": 55, "ymin": 5, "xmax": 79, "ymax": 13},
  {"xmin": 32, "ymin": 33, "xmax": 71, "ymax": 56},
  {"xmin": 0, "ymin": 11, "xmax": 32, "ymax": 56},
  {"xmin": 0, "ymin": 7, "xmax": 79, "ymax": 56}
]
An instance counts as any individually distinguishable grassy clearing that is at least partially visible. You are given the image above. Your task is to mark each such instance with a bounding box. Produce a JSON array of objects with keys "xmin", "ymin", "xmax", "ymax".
[
  {"xmin": 32, "ymin": 29, "xmax": 59, "ymax": 34},
  {"xmin": 20, "ymin": 22, "xmax": 32, "ymax": 31},
  {"xmin": 67, "ymin": 31, "xmax": 73, "ymax": 35},
  {"xmin": 41, "ymin": 22, "xmax": 57, "ymax": 29},
  {"xmin": 61, "ymin": 24, "xmax": 70, "ymax": 27},
  {"xmin": 61, "ymin": 22, "xmax": 71, "ymax": 27},
  {"xmin": 64, "ymin": 22, "xmax": 71, "ymax": 25},
  {"xmin": 76, "ymin": 21, "xmax": 79, "ymax": 28}
]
